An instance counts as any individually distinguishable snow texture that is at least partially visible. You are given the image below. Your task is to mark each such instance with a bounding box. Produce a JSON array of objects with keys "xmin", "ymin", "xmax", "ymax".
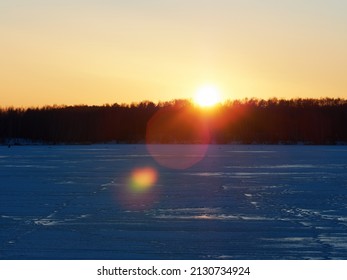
[{"xmin": 1, "ymin": 144, "xmax": 347, "ymax": 259}]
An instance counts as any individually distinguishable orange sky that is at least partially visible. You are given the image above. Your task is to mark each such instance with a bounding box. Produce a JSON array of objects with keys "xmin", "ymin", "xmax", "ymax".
[{"xmin": 1, "ymin": 0, "xmax": 347, "ymax": 107}]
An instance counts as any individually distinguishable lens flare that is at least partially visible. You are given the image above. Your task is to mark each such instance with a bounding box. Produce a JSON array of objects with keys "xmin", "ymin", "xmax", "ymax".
[
  {"xmin": 129, "ymin": 167, "xmax": 158, "ymax": 192},
  {"xmin": 115, "ymin": 167, "xmax": 160, "ymax": 211},
  {"xmin": 146, "ymin": 144, "xmax": 209, "ymax": 170},
  {"xmin": 146, "ymin": 104, "xmax": 210, "ymax": 169}
]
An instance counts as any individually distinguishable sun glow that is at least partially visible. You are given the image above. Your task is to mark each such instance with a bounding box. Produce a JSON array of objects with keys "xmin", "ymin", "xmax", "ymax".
[{"xmin": 193, "ymin": 85, "xmax": 222, "ymax": 108}]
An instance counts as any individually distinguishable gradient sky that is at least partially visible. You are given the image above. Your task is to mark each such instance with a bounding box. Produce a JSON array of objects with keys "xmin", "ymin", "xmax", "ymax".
[{"xmin": 1, "ymin": 0, "xmax": 347, "ymax": 107}]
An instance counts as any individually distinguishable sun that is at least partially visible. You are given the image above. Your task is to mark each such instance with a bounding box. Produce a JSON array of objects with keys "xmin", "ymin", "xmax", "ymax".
[{"xmin": 193, "ymin": 85, "xmax": 222, "ymax": 108}]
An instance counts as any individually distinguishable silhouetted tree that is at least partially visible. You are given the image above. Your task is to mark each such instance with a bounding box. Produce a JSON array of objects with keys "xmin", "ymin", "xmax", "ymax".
[{"xmin": 1, "ymin": 98, "xmax": 347, "ymax": 145}]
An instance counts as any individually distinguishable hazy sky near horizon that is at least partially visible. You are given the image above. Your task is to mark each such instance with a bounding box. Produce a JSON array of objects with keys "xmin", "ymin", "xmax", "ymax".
[{"xmin": 1, "ymin": 0, "xmax": 347, "ymax": 107}]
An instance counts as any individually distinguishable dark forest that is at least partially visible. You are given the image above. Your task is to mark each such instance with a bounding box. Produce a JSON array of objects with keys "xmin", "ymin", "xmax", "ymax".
[{"xmin": 1, "ymin": 98, "xmax": 347, "ymax": 145}]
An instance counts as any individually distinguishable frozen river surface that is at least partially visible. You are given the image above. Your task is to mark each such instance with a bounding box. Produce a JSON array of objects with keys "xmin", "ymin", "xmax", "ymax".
[{"xmin": 1, "ymin": 144, "xmax": 347, "ymax": 260}]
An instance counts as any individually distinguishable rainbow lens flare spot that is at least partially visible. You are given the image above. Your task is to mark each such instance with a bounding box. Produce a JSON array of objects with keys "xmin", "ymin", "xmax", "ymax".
[
  {"xmin": 129, "ymin": 167, "xmax": 158, "ymax": 192},
  {"xmin": 116, "ymin": 167, "xmax": 160, "ymax": 210}
]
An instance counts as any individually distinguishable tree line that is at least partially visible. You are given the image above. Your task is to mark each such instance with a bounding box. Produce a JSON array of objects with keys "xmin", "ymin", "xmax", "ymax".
[{"xmin": 1, "ymin": 98, "xmax": 347, "ymax": 145}]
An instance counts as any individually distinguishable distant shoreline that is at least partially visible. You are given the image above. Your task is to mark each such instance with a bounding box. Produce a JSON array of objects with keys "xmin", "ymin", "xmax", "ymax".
[
  {"xmin": 2, "ymin": 140, "xmax": 347, "ymax": 147},
  {"xmin": 2, "ymin": 98, "xmax": 347, "ymax": 145}
]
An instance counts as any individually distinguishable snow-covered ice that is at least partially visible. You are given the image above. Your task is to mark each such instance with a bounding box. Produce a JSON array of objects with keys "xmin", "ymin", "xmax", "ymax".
[{"xmin": 1, "ymin": 144, "xmax": 347, "ymax": 259}]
